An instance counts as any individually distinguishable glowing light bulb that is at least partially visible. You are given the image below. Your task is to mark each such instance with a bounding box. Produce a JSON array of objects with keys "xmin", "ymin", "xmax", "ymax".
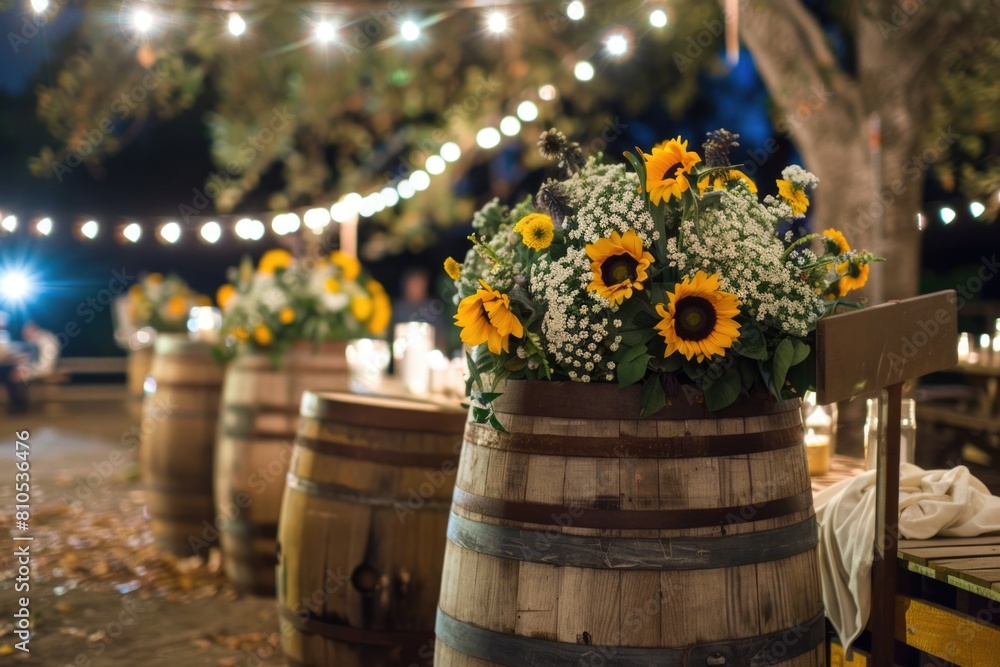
[
  {"xmin": 0, "ymin": 271, "xmax": 32, "ymax": 302},
  {"xmin": 159, "ymin": 221, "xmax": 181, "ymax": 243},
  {"xmin": 123, "ymin": 223, "xmax": 142, "ymax": 242},
  {"xmin": 1, "ymin": 215, "xmax": 17, "ymax": 232},
  {"xmin": 133, "ymin": 8, "xmax": 154, "ymax": 32},
  {"xmin": 970, "ymin": 202, "xmax": 986, "ymax": 218},
  {"xmin": 649, "ymin": 9, "xmax": 668, "ymax": 28},
  {"xmin": 606, "ymin": 33, "xmax": 628, "ymax": 57},
  {"xmin": 302, "ymin": 208, "xmax": 327, "ymax": 231},
  {"xmin": 401, "ymin": 20, "xmax": 420, "ymax": 41},
  {"xmin": 81, "ymin": 220, "xmax": 99, "ymax": 239},
  {"xmin": 200, "ymin": 221, "xmax": 222, "ymax": 243},
  {"xmin": 440, "ymin": 142, "xmax": 461, "ymax": 162},
  {"xmin": 315, "ymin": 21, "xmax": 336, "ymax": 43},
  {"xmin": 940, "ymin": 207, "xmax": 956, "ymax": 225},
  {"xmin": 36, "ymin": 217, "xmax": 52, "ymax": 236},
  {"xmin": 30, "ymin": 0, "xmax": 48, "ymax": 13},
  {"xmin": 538, "ymin": 85, "xmax": 557, "ymax": 101},
  {"xmin": 409, "ymin": 170, "xmax": 431, "ymax": 191},
  {"xmin": 500, "ymin": 116, "xmax": 521, "ymax": 136},
  {"xmin": 397, "ymin": 180, "xmax": 416, "ymax": 199},
  {"xmin": 476, "ymin": 128, "xmax": 501, "ymax": 149},
  {"xmin": 228, "ymin": 13, "xmax": 246, "ymax": 37},
  {"xmin": 426, "ymin": 154, "xmax": 446, "ymax": 175},
  {"xmin": 566, "ymin": 1, "xmax": 585, "ymax": 21},
  {"xmin": 574, "ymin": 60, "xmax": 595, "ymax": 81},
  {"xmin": 380, "ymin": 187, "xmax": 400, "ymax": 208},
  {"xmin": 486, "ymin": 11, "xmax": 508, "ymax": 34}
]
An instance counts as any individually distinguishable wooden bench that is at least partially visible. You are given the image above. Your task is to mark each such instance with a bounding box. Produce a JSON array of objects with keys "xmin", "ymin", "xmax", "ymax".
[{"xmin": 27, "ymin": 357, "xmax": 127, "ymax": 403}]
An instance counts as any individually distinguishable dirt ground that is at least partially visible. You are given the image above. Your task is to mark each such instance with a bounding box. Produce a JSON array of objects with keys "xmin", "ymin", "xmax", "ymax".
[{"xmin": 0, "ymin": 394, "xmax": 286, "ymax": 666}]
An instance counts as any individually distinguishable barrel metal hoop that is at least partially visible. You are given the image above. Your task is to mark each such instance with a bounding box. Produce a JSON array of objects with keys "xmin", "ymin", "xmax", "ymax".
[
  {"xmin": 286, "ymin": 473, "xmax": 453, "ymax": 510},
  {"xmin": 219, "ymin": 428, "xmax": 295, "ymax": 442},
  {"xmin": 465, "ymin": 422, "xmax": 802, "ymax": 459},
  {"xmin": 279, "ymin": 607, "xmax": 434, "ymax": 647},
  {"xmin": 451, "ymin": 487, "xmax": 813, "ymax": 530},
  {"xmin": 435, "ymin": 608, "xmax": 825, "ymax": 667},
  {"xmin": 295, "ymin": 435, "xmax": 458, "ymax": 469},
  {"xmin": 446, "ymin": 512, "xmax": 818, "ymax": 570},
  {"xmin": 220, "ymin": 520, "xmax": 279, "ymax": 538}
]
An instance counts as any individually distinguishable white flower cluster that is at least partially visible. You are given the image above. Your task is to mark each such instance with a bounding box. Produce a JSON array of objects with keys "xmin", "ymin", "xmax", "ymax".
[
  {"xmin": 781, "ymin": 165, "xmax": 819, "ymax": 189},
  {"xmin": 561, "ymin": 160, "xmax": 657, "ymax": 247},
  {"xmin": 531, "ymin": 247, "xmax": 614, "ymax": 382},
  {"xmin": 665, "ymin": 184, "xmax": 827, "ymax": 336}
]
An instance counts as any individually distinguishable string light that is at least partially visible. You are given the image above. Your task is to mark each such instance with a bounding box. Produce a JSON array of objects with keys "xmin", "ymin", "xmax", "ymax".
[
  {"xmin": 476, "ymin": 127, "xmax": 501, "ymax": 149},
  {"xmin": 380, "ymin": 187, "xmax": 400, "ymax": 208},
  {"xmin": 566, "ymin": 1, "xmax": 585, "ymax": 21},
  {"xmin": 301, "ymin": 209, "xmax": 326, "ymax": 231},
  {"xmin": 358, "ymin": 194, "xmax": 381, "ymax": 217},
  {"xmin": 940, "ymin": 207, "xmax": 956, "ymax": 225},
  {"xmin": 538, "ymin": 84, "xmax": 557, "ymax": 101},
  {"xmin": 574, "ymin": 60, "xmax": 595, "ymax": 81},
  {"xmin": 486, "ymin": 11, "xmax": 508, "ymax": 34},
  {"xmin": 0, "ymin": 271, "xmax": 32, "ymax": 304},
  {"xmin": 200, "ymin": 221, "xmax": 222, "ymax": 243},
  {"xmin": 649, "ymin": 9, "xmax": 668, "ymax": 28},
  {"xmin": 396, "ymin": 180, "xmax": 416, "ymax": 199},
  {"xmin": 516, "ymin": 100, "xmax": 538, "ymax": 121},
  {"xmin": 440, "ymin": 142, "xmax": 461, "ymax": 162},
  {"xmin": 606, "ymin": 33, "xmax": 629, "ymax": 57},
  {"xmin": 500, "ymin": 115, "xmax": 521, "ymax": 136},
  {"xmin": 123, "ymin": 223, "xmax": 142, "ymax": 243},
  {"xmin": 425, "ymin": 154, "xmax": 446, "ymax": 175},
  {"xmin": 80, "ymin": 220, "xmax": 100, "ymax": 239},
  {"xmin": 159, "ymin": 221, "xmax": 181, "ymax": 244},
  {"xmin": 30, "ymin": 0, "xmax": 48, "ymax": 13},
  {"xmin": 409, "ymin": 170, "xmax": 431, "ymax": 191},
  {"xmin": 401, "ymin": 20, "xmax": 420, "ymax": 41},
  {"xmin": 36, "ymin": 217, "xmax": 53, "ymax": 236},
  {"xmin": 330, "ymin": 193, "xmax": 361, "ymax": 223},
  {"xmin": 1, "ymin": 215, "xmax": 17, "ymax": 232},
  {"xmin": 970, "ymin": 202, "xmax": 986, "ymax": 218},
  {"xmin": 133, "ymin": 8, "xmax": 154, "ymax": 32},
  {"xmin": 228, "ymin": 13, "xmax": 247, "ymax": 37},
  {"xmin": 315, "ymin": 21, "xmax": 336, "ymax": 43}
]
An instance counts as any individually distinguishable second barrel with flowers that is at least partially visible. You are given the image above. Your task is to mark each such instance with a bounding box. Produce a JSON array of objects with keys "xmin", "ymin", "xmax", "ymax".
[{"xmin": 213, "ymin": 248, "xmax": 391, "ymax": 593}]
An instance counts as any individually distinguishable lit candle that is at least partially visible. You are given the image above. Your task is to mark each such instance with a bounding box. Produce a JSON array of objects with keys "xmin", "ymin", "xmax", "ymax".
[
  {"xmin": 427, "ymin": 349, "xmax": 449, "ymax": 395},
  {"xmin": 400, "ymin": 322, "xmax": 434, "ymax": 395},
  {"xmin": 980, "ymin": 334, "xmax": 992, "ymax": 367},
  {"xmin": 187, "ymin": 306, "xmax": 222, "ymax": 343},
  {"xmin": 805, "ymin": 428, "xmax": 831, "ymax": 476},
  {"xmin": 958, "ymin": 332, "xmax": 971, "ymax": 364}
]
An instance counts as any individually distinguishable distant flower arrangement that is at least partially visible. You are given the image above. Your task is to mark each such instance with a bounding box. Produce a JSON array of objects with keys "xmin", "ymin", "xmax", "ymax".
[
  {"xmin": 128, "ymin": 273, "xmax": 208, "ymax": 334},
  {"xmin": 448, "ymin": 128, "xmax": 881, "ymax": 424},
  {"xmin": 217, "ymin": 248, "xmax": 391, "ymax": 356}
]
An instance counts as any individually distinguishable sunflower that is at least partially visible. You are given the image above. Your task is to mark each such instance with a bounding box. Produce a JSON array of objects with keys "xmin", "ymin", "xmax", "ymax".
[
  {"xmin": 655, "ymin": 271, "xmax": 741, "ymax": 362},
  {"xmin": 367, "ymin": 280, "xmax": 392, "ymax": 334},
  {"xmin": 513, "ymin": 213, "xmax": 555, "ymax": 251},
  {"xmin": 776, "ymin": 180, "xmax": 809, "ymax": 216},
  {"xmin": 279, "ymin": 307, "xmax": 295, "ymax": 324},
  {"xmin": 331, "ymin": 251, "xmax": 361, "ymax": 281},
  {"xmin": 697, "ymin": 170, "xmax": 758, "ymax": 195},
  {"xmin": 165, "ymin": 295, "xmax": 188, "ymax": 319},
  {"xmin": 455, "ymin": 280, "xmax": 524, "ymax": 354},
  {"xmin": 642, "ymin": 138, "xmax": 701, "ymax": 205},
  {"xmin": 822, "ymin": 229, "xmax": 850, "ymax": 255},
  {"xmin": 585, "ymin": 229, "xmax": 654, "ymax": 306},
  {"xmin": 324, "ymin": 277, "xmax": 341, "ymax": 293},
  {"xmin": 835, "ymin": 260, "xmax": 870, "ymax": 295},
  {"xmin": 253, "ymin": 324, "xmax": 273, "ymax": 346},
  {"xmin": 216, "ymin": 284, "xmax": 236, "ymax": 309},
  {"xmin": 350, "ymin": 296, "xmax": 373, "ymax": 321},
  {"xmin": 258, "ymin": 249, "xmax": 293, "ymax": 275},
  {"xmin": 444, "ymin": 257, "xmax": 462, "ymax": 280},
  {"xmin": 233, "ymin": 326, "xmax": 249, "ymax": 341}
]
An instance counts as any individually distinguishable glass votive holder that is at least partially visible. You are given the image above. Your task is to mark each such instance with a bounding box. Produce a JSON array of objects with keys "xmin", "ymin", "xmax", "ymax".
[
  {"xmin": 957, "ymin": 332, "xmax": 971, "ymax": 364},
  {"xmin": 396, "ymin": 322, "xmax": 435, "ymax": 396},
  {"xmin": 187, "ymin": 306, "xmax": 222, "ymax": 344},
  {"xmin": 864, "ymin": 397, "xmax": 917, "ymax": 469},
  {"xmin": 427, "ymin": 349, "xmax": 450, "ymax": 395},
  {"xmin": 346, "ymin": 338, "xmax": 391, "ymax": 394}
]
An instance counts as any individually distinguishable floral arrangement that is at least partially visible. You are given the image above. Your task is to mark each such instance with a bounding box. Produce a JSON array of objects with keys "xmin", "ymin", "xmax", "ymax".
[
  {"xmin": 447, "ymin": 129, "xmax": 881, "ymax": 425},
  {"xmin": 216, "ymin": 248, "xmax": 391, "ymax": 356},
  {"xmin": 127, "ymin": 273, "xmax": 208, "ymax": 334}
]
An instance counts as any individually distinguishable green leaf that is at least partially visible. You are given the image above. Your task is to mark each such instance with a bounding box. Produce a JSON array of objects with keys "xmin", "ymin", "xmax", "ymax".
[
  {"xmin": 488, "ymin": 414, "xmax": 507, "ymax": 432},
  {"xmin": 738, "ymin": 357, "xmax": 758, "ymax": 390},
  {"xmin": 772, "ymin": 338, "xmax": 795, "ymax": 397},
  {"xmin": 617, "ymin": 353, "xmax": 652, "ymax": 386},
  {"xmin": 735, "ymin": 326, "xmax": 768, "ymax": 360},
  {"xmin": 619, "ymin": 343, "xmax": 649, "ymax": 363},
  {"xmin": 504, "ymin": 357, "xmax": 528, "ymax": 372},
  {"xmin": 618, "ymin": 328, "xmax": 656, "ymax": 347},
  {"xmin": 790, "ymin": 338, "xmax": 811, "ymax": 366},
  {"xmin": 640, "ymin": 375, "xmax": 666, "ymax": 417},
  {"xmin": 703, "ymin": 367, "xmax": 741, "ymax": 411}
]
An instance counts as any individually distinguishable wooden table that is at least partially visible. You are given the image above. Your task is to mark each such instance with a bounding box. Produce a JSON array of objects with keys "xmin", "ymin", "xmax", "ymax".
[
  {"xmin": 919, "ymin": 362, "xmax": 1000, "ymax": 441},
  {"xmin": 813, "ymin": 457, "xmax": 1000, "ymax": 665}
]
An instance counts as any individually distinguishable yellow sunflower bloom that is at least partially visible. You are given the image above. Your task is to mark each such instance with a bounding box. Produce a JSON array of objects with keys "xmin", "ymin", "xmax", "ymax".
[
  {"xmin": 368, "ymin": 284, "xmax": 392, "ymax": 335},
  {"xmin": 258, "ymin": 249, "xmax": 293, "ymax": 275},
  {"xmin": 513, "ymin": 213, "xmax": 555, "ymax": 251},
  {"xmin": 216, "ymin": 284, "xmax": 236, "ymax": 309},
  {"xmin": 331, "ymin": 251, "xmax": 361, "ymax": 281},
  {"xmin": 455, "ymin": 280, "xmax": 524, "ymax": 355},
  {"xmin": 279, "ymin": 307, "xmax": 295, "ymax": 324},
  {"xmin": 444, "ymin": 257, "xmax": 462, "ymax": 280},
  {"xmin": 585, "ymin": 229, "xmax": 654, "ymax": 307},
  {"xmin": 835, "ymin": 261, "xmax": 870, "ymax": 295},
  {"xmin": 233, "ymin": 326, "xmax": 250, "ymax": 341},
  {"xmin": 642, "ymin": 138, "xmax": 701, "ymax": 205},
  {"xmin": 655, "ymin": 271, "xmax": 741, "ymax": 363},
  {"xmin": 253, "ymin": 324, "xmax": 272, "ymax": 346},
  {"xmin": 165, "ymin": 295, "xmax": 188, "ymax": 319},
  {"xmin": 697, "ymin": 170, "xmax": 758, "ymax": 195},
  {"xmin": 776, "ymin": 180, "xmax": 809, "ymax": 216},
  {"xmin": 822, "ymin": 229, "xmax": 850, "ymax": 255},
  {"xmin": 325, "ymin": 277, "xmax": 341, "ymax": 293},
  {"xmin": 351, "ymin": 296, "xmax": 374, "ymax": 321}
]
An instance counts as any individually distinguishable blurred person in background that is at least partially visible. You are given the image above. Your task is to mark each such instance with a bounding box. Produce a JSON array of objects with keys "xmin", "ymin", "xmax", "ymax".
[
  {"xmin": 4, "ymin": 321, "xmax": 60, "ymax": 413},
  {"xmin": 392, "ymin": 267, "xmax": 448, "ymax": 349}
]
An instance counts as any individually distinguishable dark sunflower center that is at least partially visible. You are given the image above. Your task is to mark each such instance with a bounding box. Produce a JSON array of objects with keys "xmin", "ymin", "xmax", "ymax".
[
  {"xmin": 601, "ymin": 253, "xmax": 639, "ymax": 286},
  {"xmin": 674, "ymin": 296, "xmax": 717, "ymax": 341},
  {"xmin": 531, "ymin": 227, "xmax": 547, "ymax": 240},
  {"xmin": 661, "ymin": 160, "xmax": 684, "ymax": 182}
]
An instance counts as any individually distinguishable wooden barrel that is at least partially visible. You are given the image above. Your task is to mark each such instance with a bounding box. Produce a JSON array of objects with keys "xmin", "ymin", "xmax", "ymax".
[
  {"xmin": 140, "ymin": 335, "xmax": 224, "ymax": 555},
  {"xmin": 215, "ymin": 342, "xmax": 350, "ymax": 595},
  {"xmin": 436, "ymin": 381, "xmax": 825, "ymax": 667},
  {"xmin": 277, "ymin": 391, "xmax": 466, "ymax": 667},
  {"xmin": 127, "ymin": 345, "xmax": 154, "ymax": 398}
]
